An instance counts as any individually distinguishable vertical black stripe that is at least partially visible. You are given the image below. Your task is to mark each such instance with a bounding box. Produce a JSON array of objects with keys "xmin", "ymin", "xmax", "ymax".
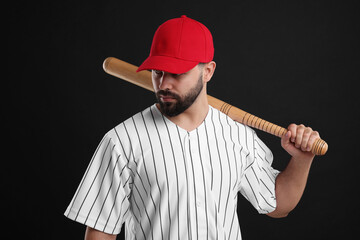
[
  {"xmin": 204, "ymin": 118, "xmax": 214, "ymax": 190},
  {"xmin": 226, "ymin": 116, "xmax": 239, "ymax": 192},
  {"xmin": 130, "ymin": 209, "xmax": 147, "ymax": 240},
  {"xmin": 123, "ymin": 122, "xmax": 137, "ymax": 165},
  {"xmin": 250, "ymin": 166, "xmax": 260, "ymax": 184},
  {"xmin": 261, "ymin": 166, "xmax": 276, "ymax": 184},
  {"xmin": 162, "ymin": 115, "xmax": 181, "ymax": 240},
  {"xmin": 68, "ymin": 135, "xmax": 107, "ymax": 217},
  {"xmin": 85, "ymin": 148, "xmax": 115, "ymax": 224},
  {"xmin": 141, "ymin": 111, "xmax": 164, "ymax": 240},
  {"xmin": 176, "ymin": 126, "xmax": 191, "ymax": 240},
  {"xmin": 132, "ymin": 116, "xmax": 157, "ymax": 212},
  {"xmin": 218, "ymin": 111, "xmax": 232, "ymax": 228},
  {"xmin": 244, "ymin": 175, "xmax": 263, "ymax": 211},
  {"xmin": 104, "ymin": 163, "xmax": 128, "ymax": 233},
  {"xmin": 93, "ymin": 153, "xmax": 121, "ymax": 228},
  {"xmin": 133, "ymin": 183, "xmax": 154, "ymax": 240},
  {"xmin": 243, "ymin": 126, "xmax": 252, "ymax": 175},
  {"xmin": 254, "ymin": 138, "xmax": 270, "ymax": 163},
  {"xmin": 196, "ymin": 128, "xmax": 209, "ymax": 240},
  {"xmin": 215, "ymin": 203, "xmax": 218, "ymax": 240},
  {"xmin": 236, "ymin": 123, "xmax": 245, "ymax": 189},
  {"xmin": 188, "ymin": 134, "xmax": 199, "ymax": 240},
  {"xmin": 260, "ymin": 178, "xmax": 272, "ymax": 194},
  {"xmin": 123, "ymin": 123, "xmax": 152, "ymax": 208},
  {"xmin": 132, "ymin": 117, "xmax": 151, "ymax": 190},
  {"xmin": 75, "ymin": 138, "xmax": 112, "ymax": 220},
  {"xmin": 259, "ymin": 192, "xmax": 276, "ymax": 209},
  {"xmin": 111, "ymin": 194, "xmax": 130, "ymax": 234},
  {"xmin": 150, "ymin": 108, "xmax": 172, "ymax": 240},
  {"xmin": 210, "ymin": 108, "xmax": 223, "ymax": 212}
]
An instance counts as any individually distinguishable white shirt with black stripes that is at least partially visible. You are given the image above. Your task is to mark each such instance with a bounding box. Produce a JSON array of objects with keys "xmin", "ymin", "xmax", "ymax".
[{"xmin": 64, "ymin": 104, "xmax": 280, "ymax": 240}]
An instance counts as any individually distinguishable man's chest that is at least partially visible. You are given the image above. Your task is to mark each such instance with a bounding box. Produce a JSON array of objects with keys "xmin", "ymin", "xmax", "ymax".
[{"xmin": 128, "ymin": 127, "xmax": 248, "ymax": 206}]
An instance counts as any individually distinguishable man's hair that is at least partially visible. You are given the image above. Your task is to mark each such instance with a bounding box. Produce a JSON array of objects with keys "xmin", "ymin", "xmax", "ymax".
[{"xmin": 198, "ymin": 62, "xmax": 206, "ymax": 69}]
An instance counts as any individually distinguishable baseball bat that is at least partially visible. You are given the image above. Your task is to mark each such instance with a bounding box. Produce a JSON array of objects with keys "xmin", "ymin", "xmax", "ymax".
[{"xmin": 103, "ymin": 57, "xmax": 328, "ymax": 156}]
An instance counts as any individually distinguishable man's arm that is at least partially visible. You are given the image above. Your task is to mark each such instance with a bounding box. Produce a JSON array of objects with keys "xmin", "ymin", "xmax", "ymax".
[
  {"xmin": 85, "ymin": 226, "xmax": 117, "ymax": 240},
  {"xmin": 267, "ymin": 124, "xmax": 320, "ymax": 218}
]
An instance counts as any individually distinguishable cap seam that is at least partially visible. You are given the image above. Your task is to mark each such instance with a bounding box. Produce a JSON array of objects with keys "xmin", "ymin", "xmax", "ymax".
[
  {"xmin": 177, "ymin": 18, "xmax": 185, "ymax": 58},
  {"xmin": 197, "ymin": 21, "xmax": 210, "ymax": 61}
]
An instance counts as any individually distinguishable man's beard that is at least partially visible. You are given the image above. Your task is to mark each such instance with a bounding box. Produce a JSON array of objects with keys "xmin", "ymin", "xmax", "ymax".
[{"xmin": 156, "ymin": 74, "xmax": 203, "ymax": 117}]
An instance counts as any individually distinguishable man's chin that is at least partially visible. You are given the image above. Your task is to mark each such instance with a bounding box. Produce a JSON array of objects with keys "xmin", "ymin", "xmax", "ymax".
[
  {"xmin": 157, "ymin": 102, "xmax": 180, "ymax": 117},
  {"xmin": 160, "ymin": 105, "xmax": 178, "ymax": 117}
]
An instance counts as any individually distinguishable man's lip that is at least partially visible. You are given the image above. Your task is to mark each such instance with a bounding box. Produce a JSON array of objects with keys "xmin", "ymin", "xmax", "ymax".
[{"xmin": 160, "ymin": 96, "xmax": 175, "ymax": 102}]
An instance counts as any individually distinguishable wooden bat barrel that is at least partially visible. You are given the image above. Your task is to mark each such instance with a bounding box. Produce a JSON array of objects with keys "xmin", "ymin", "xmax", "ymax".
[{"xmin": 103, "ymin": 57, "xmax": 328, "ymax": 156}]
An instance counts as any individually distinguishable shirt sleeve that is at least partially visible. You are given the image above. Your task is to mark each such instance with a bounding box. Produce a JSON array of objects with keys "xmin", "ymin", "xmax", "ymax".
[
  {"xmin": 64, "ymin": 130, "xmax": 132, "ymax": 234},
  {"xmin": 239, "ymin": 128, "xmax": 280, "ymax": 214}
]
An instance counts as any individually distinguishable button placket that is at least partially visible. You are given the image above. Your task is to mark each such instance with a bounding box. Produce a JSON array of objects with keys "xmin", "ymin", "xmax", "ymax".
[
  {"xmin": 183, "ymin": 131, "xmax": 196, "ymax": 239},
  {"xmin": 189, "ymin": 129, "xmax": 208, "ymax": 239}
]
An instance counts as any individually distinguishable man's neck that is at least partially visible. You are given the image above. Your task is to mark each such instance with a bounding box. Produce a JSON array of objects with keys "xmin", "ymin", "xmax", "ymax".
[{"xmin": 157, "ymin": 90, "xmax": 209, "ymax": 132}]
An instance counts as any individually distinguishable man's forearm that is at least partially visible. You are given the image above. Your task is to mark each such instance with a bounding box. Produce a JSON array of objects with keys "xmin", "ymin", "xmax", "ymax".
[
  {"xmin": 268, "ymin": 155, "xmax": 314, "ymax": 218},
  {"xmin": 85, "ymin": 227, "xmax": 117, "ymax": 240}
]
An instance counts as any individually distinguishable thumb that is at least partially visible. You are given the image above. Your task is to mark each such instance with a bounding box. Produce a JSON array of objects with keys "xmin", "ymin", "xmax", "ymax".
[
  {"xmin": 281, "ymin": 130, "xmax": 291, "ymax": 147},
  {"xmin": 281, "ymin": 130, "xmax": 297, "ymax": 156}
]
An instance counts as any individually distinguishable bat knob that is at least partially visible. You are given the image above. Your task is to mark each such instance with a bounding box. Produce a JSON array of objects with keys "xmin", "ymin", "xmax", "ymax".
[{"xmin": 311, "ymin": 138, "xmax": 328, "ymax": 156}]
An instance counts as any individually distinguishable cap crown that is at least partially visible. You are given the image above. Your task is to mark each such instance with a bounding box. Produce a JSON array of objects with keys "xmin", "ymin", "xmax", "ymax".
[{"xmin": 150, "ymin": 15, "xmax": 214, "ymax": 63}]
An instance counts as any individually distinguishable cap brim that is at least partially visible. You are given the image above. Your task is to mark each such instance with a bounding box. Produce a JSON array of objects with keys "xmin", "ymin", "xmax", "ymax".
[{"xmin": 136, "ymin": 55, "xmax": 199, "ymax": 74}]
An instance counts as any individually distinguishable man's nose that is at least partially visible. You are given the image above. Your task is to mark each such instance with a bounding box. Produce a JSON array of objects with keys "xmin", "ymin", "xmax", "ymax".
[{"xmin": 159, "ymin": 72, "xmax": 174, "ymax": 90}]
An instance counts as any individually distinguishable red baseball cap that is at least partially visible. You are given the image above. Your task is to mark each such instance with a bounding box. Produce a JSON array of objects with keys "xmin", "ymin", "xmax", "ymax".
[{"xmin": 136, "ymin": 15, "xmax": 214, "ymax": 74}]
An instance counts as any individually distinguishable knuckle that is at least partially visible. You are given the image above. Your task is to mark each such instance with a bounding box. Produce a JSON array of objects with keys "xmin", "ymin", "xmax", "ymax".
[
  {"xmin": 303, "ymin": 131, "xmax": 311, "ymax": 138},
  {"xmin": 297, "ymin": 124, "xmax": 305, "ymax": 129},
  {"xmin": 313, "ymin": 130, "xmax": 320, "ymax": 137},
  {"xmin": 304, "ymin": 127, "xmax": 312, "ymax": 135},
  {"xmin": 297, "ymin": 126, "xmax": 305, "ymax": 133},
  {"xmin": 295, "ymin": 136, "xmax": 302, "ymax": 146}
]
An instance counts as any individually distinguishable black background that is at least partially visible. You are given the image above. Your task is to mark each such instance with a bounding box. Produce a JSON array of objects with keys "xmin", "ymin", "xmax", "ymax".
[{"xmin": 7, "ymin": 0, "xmax": 359, "ymax": 239}]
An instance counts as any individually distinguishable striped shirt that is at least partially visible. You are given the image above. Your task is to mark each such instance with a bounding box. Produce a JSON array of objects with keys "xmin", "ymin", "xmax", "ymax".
[{"xmin": 64, "ymin": 104, "xmax": 280, "ymax": 240}]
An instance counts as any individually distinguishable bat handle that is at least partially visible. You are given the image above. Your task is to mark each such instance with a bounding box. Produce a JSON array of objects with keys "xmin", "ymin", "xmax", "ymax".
[{"xmin": 216, "ymin": 100, "xmax": 328, "ymax": 156}]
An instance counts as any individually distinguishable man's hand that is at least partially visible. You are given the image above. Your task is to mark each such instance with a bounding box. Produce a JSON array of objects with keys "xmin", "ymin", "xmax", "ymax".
[{"xmin": 281, "ymin": 123, "xmax": 320, "ymax": 159}]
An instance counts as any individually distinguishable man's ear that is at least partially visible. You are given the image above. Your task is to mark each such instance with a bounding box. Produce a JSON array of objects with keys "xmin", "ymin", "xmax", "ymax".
[{"xmin": 203, "ymin": 61, "xmax": 216, "ymax": 83}]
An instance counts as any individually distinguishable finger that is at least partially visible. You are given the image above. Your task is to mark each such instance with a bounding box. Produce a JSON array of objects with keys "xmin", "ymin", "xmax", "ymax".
[
  {"xmin": 281, "ymin": 130, "xmax": 291, "ymax": 146},
  {"xmin": 307, "ymin": 131, "xmax": 320, "ymax": 151},
  {"xmin": 295, "ymin": 124, "xmax": 305, "ymax": 149},
  {"xmin": 301, "ymin": 127, "xmax": 312, "ymax": 151},
  {"xmin": 281, "ymin": 130, "xmax": 294, "ymax": 155},
  {"xmin": 287, "ymin": 123, "xmax": 298, "ymax": 143}
]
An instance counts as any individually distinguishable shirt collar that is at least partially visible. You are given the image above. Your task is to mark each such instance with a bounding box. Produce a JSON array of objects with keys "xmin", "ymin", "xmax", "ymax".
[{"xmin": 151, "ymin": 103, "xmax": 213, "ymax": 134}]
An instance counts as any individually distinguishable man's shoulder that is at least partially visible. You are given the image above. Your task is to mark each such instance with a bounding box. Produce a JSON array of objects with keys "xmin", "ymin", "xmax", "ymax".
[
  {"xmin": 105, "ymin": 104, "xmax": 156, "ymax": 141},
  {"xmin": 209, "ymin": 105, "xmax": 253, "ymax": 132}
]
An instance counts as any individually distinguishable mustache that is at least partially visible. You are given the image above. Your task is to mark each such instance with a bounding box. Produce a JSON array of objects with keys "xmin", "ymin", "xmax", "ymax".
[{"xmin": 156, "ymin": 89, "xmax": 180, "ymax": 99}]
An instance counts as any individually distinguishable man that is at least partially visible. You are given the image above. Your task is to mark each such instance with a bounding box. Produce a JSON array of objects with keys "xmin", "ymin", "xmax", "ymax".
[{"xmin": 65, "ymin": 15, "xmax": 321, "ymax": 240}]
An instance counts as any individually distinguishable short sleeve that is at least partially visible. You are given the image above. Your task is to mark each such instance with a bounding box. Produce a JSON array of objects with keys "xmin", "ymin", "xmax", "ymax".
[
  {"xmin": 64, "ymin": 130, "xmax": 132, "ymax": 234},
  {"xmin": 239, "ymin": 129, "xmax": 280, "ymax": 214}
]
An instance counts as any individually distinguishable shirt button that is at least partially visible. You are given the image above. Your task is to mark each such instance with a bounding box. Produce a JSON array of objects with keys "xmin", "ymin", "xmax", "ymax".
[{"xmin": 196, "ymin": 201, "xmax": 201, "ymax": 207}]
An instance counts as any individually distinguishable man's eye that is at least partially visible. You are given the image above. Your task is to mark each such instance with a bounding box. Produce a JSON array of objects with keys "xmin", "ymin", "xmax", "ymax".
[
  {"xmin": 173, "ymin": 73, "xmax": 184, "ymax": 77},
  {"xmin": 153, "ymin": 70, "xmax": 163, "ymax": 75}
]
